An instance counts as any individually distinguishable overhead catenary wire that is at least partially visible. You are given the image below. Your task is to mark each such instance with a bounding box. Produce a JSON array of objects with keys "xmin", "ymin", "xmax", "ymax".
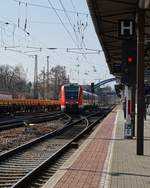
[
  {"xmin": 0, "ymin": 18, "xmax": 50, "ymax": 53},
  {"xmin": 59, "ymin": 0, "xmax": 80, "ymax": 48},
  {"xmin": 14, "ymin": 0, "xmax": 91, "ymax": 63},
  {"xmin": 47, "ymin": 0, "xmax": 91, "ymax": 65},
  {"xmin": 69, "ymin": 0, "xmax": 102, "ymax": 72},
  {"xmin": 68, "ymin": 0, "xmax": 91, "ymax": 61},
  {"xmin": 13, "ymin": 0, "xmax": 94, "ymax": 62},
  {"xmin": 24, "ymin": 3, "xmax": 28, "ymax": 31},
  {"xmin": 13, "ymin": 0, "xmax": 88, "ymax": 16},
  {"xmin": 17, "ymin": 1, "xmax": 21, "ymax": 27},
  {"xmin": 3, "ymin": 1, "xmax": 101, "ymax": 78},
  {"xmin": 0, "ymin": 21, "xmax": 101, "ymax": 56},
  {"xmin": 70, "ymin": 0, "xmax": 88, "ymax": 49},
  {"xmin": 0, "ymin": 21, "xmax": 30, "ymax": 48},
  {"xmin": 47, "ymin": 0, "xmax": 80, "ymax": 48}
]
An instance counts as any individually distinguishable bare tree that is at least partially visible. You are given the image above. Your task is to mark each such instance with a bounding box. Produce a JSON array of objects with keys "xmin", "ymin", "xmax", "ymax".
[
  {"xmin": 38, "ymin": 68, "xmax": 46, "ymax": 99},
  {"xmin": 0, "ymin": 65, "xmax": 28, "ymax": 98},
  {"xmin": 38, "ymin": 65, "xmax": 69, "ymax": 99},
  {"xmin": 49, "ymin": 65, "xmax": 69, "ymax": 99}
]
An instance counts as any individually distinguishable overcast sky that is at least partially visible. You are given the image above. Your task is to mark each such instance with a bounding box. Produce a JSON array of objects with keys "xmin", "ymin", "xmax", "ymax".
[{"xmin": 0, "ymin": 0, "xmax": 114, "ymax": 85}]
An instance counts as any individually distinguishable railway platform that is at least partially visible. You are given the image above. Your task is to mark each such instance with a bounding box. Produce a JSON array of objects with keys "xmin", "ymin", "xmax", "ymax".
[{"xmin": 42, "ymin": 106, "xmax": 150, "ymax": 188}]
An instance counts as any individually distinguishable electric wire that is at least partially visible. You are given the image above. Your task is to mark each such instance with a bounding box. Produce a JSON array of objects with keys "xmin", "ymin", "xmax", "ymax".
[
  {"xmin": 58, "ymin": 0, "xmax": 80, "ymax": 48},
  {"xmin": 69, "ymin": 0, "xmax": 102, "ymax": 72},
  {"xmin": 4, "ymin": 1, "xmax": 100, "ymax": 78},
  {"xmin": 13, "ymin": 0, "xmax": 88, "ymax": 15},
  {"xmin": 47, "ymin": 0, "xmax": 80, "ymax": 48},
  {"xmin": 48, "ymin": 0, "xmax": 90, "ymax": 65},
  {"xmin": 70, "ymin": 0, "xmax": 88, "ymax": 49}
]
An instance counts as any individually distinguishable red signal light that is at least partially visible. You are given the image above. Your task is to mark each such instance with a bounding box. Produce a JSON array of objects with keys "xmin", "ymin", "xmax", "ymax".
[{"xmin": 127, "ymin": 57, "xmax": 133, "ymax": 63}]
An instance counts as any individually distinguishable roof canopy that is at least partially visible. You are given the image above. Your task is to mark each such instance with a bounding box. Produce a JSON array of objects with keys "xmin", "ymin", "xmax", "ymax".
[{"xmin": 87, "ymin": 0, "xmax": 150, "ymax": 79}]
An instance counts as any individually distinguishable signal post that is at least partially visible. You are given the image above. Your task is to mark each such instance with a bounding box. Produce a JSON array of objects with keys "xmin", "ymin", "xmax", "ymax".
[
  {"xmin": 136, "ymin": 9, "xmax": 145, "ymax": 155},
  {"xmin": 124, "ymin": 85, "xmax": 132, "ymax": 138},
  {"xmin": 121, "ymin": 39, "xmax": 137, "ymax": 139},
  {"xmin": 91, "ymin": 82, "xmax": 95, "ymax": 106},
  {"xmin": 119, "ymin": 20, "xmax": 137, "ymax": 135},
  {"xmin": 119, "ymin": 11, "xmax": 145, "ymax": 155}
]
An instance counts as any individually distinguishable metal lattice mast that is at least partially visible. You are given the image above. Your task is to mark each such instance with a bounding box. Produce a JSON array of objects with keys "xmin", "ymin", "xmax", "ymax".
[
  {"xmin": 46, "ymin": 56, "xmax": 50, "ymax": 99},
  {"xmin": 43, "ymin": 66, "xmax": 46, "ymax": 99},
  {"xmin": 34, "ymin": 55, "xmax": 38, "ymax": 99}
]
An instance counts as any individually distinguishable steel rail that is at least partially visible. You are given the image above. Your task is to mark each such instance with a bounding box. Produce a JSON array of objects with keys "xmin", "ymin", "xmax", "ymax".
[
  {"xmin": 0, "ymin": 115, "xmax": 89, "ymax": 188},
  {"xmin": 0, "ymin": 112, "xmax": 64, "ymax": 131},
  {"xmin": 0, "ymin": 107, "xmax": 113, "ymax": 187},
  {"xmin": 11, "ymin": 108, "xmax": 112, "ymax": 188}
]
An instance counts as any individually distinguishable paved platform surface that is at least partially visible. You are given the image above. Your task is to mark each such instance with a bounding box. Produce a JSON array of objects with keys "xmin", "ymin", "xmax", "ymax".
[
  {"xmin": 42, "ymin": 106, "xmax": 150, "ymax": 188},
  {"xmin": 106, "ymin": 110, "xmax": 150, "ymax": 188}
]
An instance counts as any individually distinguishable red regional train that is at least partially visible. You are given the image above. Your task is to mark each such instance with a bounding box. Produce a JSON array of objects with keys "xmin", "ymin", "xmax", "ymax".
[{"xmin": 60, "ymin": 83, "xmax": 98, "ymax": 112}]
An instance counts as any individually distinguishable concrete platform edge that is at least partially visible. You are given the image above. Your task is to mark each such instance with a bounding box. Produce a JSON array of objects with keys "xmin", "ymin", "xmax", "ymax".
[
  {"xmin": 100, "ymin": 110, "xmax": 119, "ymax": 188},
  {"xmin": 42, "ymin": 113, "xmax": 108, "ymax": 188}
]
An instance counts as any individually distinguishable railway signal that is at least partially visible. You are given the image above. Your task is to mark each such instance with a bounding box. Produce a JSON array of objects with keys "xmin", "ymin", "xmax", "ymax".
[
  {"xmin": 91, "ymin": 82, "xmax": 95, "ymax": 93},
  {"xmin": 121, "ymin": 40, "xmax": 137, "ymax": 86},
  {"xmin": 127, "ymin": 57, "xmax": 133, "ymax": 63}
]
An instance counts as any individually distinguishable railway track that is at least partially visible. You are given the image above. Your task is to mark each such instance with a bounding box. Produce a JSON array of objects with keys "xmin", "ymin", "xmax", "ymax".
[
  {"xmin": 0, "ymin": 116, "xmax": 86, "ymax": 187},
  {"xmin": 0, "ymin": 111, "xmax": 65, "ymax": 131},
  {"xmin": 0, "ymin": 107, "xmax": 112, "ymax": 188},
  {"xmin": 0, "ymin": 113, "xmax": 71, "ymax": 154}
]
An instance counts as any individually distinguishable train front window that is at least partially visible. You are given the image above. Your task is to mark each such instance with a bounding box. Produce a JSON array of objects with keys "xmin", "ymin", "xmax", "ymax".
[
  {"xmin": 65, "ymin": 91, "xmax": 78, "ymax": 99},
  {"xmin": 65, "ymin": 86, "xmax": 79, "ymax": 100}
]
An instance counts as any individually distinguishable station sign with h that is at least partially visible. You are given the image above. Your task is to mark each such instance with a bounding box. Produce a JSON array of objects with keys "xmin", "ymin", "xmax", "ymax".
[{"xmin": 118, "ymin": 20, "xmax": 135, "ymax": 38}]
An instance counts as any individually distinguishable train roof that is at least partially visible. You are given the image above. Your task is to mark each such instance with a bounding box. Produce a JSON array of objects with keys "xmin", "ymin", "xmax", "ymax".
[
  {"xmin": 63, "ymin": 83, "xmax": 79, "ymax": 87},
  {"xmin": 83, "ymin": 90, "xmax": 98, "ymax": 97}
]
